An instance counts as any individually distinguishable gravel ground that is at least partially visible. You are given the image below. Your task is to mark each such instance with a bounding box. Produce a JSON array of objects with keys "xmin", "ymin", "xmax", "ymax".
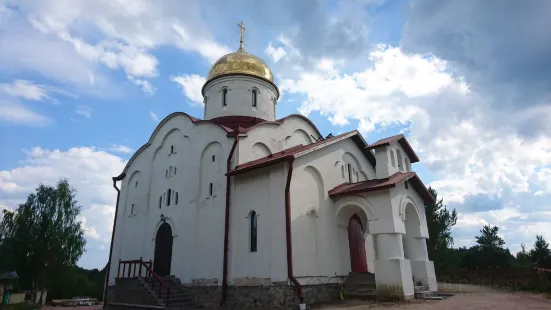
[{"xmin": 317, "ymin": 284, "xmax": 551, "ymax": 310}]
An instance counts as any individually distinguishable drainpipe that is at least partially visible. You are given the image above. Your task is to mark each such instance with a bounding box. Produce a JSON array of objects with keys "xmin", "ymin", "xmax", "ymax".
[
  {"xmin": 103, "ymin": 172, "xmax": 126, "ymax": 309},
  {"xmin": 284, "ymin": 157, "xmax": 303, "ymax": 302},
  {"xmin": 221, "ymin": 133, "xmax": 240, "ymax": 305}
]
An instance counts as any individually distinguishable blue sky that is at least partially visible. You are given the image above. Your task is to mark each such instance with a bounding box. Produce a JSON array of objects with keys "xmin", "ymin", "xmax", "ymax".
[{"xmin": 2, "ymin": 0, "xmax": 551, "ymax": 269}]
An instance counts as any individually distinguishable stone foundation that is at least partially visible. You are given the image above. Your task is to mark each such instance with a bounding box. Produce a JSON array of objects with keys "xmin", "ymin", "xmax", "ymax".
[
  {"xmin": 105, "ymin": 286, "xmax": 116, "ymax": 306},
  {"xmin": 187, "ymin": 283, "xmax": 342, "ymax": 309}
]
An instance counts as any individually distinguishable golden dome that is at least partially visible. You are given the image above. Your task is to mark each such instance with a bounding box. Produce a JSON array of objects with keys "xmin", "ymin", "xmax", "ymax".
[{"xmin": 207, "ymin": 47, "xmax": 274, "ymax": 83}]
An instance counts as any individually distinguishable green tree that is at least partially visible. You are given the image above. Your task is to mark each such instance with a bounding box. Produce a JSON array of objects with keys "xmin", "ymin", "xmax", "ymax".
[
  {"xmin": 515, "ymin": 243, "xmax": 533, "ymax": 268},
  {"xmin": 530, "ymin": 235, "xmax": 551, "ymax": 268},
  {"xmin": 475, "ymin": 225, "xmax": 505, "ymax": 249},
  {"xmin": 0, "ymin": 179, "xmax": 86, "ymax": 303},
  {"xmin": 424, "ymin": 187, "xmax": 457, "ymax": 272}
]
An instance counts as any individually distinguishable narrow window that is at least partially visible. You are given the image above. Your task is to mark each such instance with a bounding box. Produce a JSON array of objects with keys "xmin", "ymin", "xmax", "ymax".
[
  {"xmin": 396, "ymin": 149, "xmax": 404, "ymax": 171},
  {"xmin": 165, "ymin": 170, "xmax": 168, "ymax": 178},
  {"xmin": 212, "ymin": 155, "xmax": 215, "ymax": 162},
  {"xmin": 390, "ymin": 150, "xmax": 396, "ymax": 167},
  {"xmin": 171, "ymin": 145, "xmax": 174, "ymax": 154},
  {"xmin": 174, "ymin": 167, "xmax": 177, "ymax": 175},
  {"xmin": 209, "ymin": 183, "xmax": 213, "ymax": 196},
  {"xmin": 175, "ymin": 192, "xmax": 179, "ymax": 205},
  {"xmin": 347, "ymin": 164, "xmax": 352, "ymax": 183},
  {"xmin": 250, "ymin": 211, "xmax": 258, "ymax": 252},
  {"xmin": 252, "ymin": 89, "xmax": 257, "ymax": 107},
  {"xmin": 131, "ymin": 204, "xmax": 135, "ymax": 215},
  {"xmin": 167, "ymin": 189, "xmax": 171, "ymax": 206},
  {"xmin": 405, "ymin": 158, "xmax": 411, "ymax": 172},
  {"xmin": 405, "ymin": 181, "xmax": 409, "ymax": 190},
  {"xmin": 135, "ymin": 181, "xmax": 138, "ymax": 188},
  {"xmin": 222, "ymin": 88, "xmax": 228, "ymax": 106},
  {"xmin": 341, "ymin": 165, "xmax": 345, "ymax": 178},
  {"xmin": 356, "ymin": 171, "xmax": 359, "ymax": 182},
  {"xmin": 159, "ymin": 196, "xmax": 162, "ymax": 209}
]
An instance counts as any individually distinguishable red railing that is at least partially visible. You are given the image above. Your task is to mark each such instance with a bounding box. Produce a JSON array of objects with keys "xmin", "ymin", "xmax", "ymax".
[
  {"xmin": 118, "ymin": 258, "xmax": 171, "ymax": 305},
  {"xmin": 534, "ymin": 266, "xmax": 551, "ymax": 274}
]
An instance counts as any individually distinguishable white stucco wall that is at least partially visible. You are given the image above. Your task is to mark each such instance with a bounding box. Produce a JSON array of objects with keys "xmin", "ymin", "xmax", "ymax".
[
  {"xmin": 203, "ymin": 76, "xmax": 278, "ymax": 121},
  {"xmin": 289, "ymin": 138, "xmax": 378, "ymax": 284},
  {"xmin": 374, "ymin": 142, "xmax": 413, "ymax": 179},
  {"xmin": 228, "ymin": 164, "xmax": 288, "ymax": 285},
  {"xmin": 108, "ymin": 113, "xmax": 233, "ymax": 286}
]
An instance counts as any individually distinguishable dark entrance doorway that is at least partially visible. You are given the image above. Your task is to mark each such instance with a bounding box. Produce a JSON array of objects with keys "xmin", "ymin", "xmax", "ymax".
[
  {"xmin": 348, "ymin": 214, "xmax": 368, "ymax": 272},
  {"xmin": 153, "ymin": 222, "xmax": 173, "ymax": 276}
]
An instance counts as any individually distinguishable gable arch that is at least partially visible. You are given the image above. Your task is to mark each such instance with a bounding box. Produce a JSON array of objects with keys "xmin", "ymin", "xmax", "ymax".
[
  {"xmin": 285, "ymin": 129, "xmax": 313, "ymax": 148},
  {"xmin": 304, "ymin": 165, "xmax": 325, "ymax": 200},
  {"xmin": 252, "ymin": 142, "xmax": 272, "ymax": 160}
]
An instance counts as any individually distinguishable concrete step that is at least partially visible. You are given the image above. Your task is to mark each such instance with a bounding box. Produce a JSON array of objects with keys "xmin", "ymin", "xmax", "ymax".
[
  {"xmin": 414, "ymin": 285, "xmax": 430, "ymax": 292},
  {"xmin": 342, "ymin": 292, "xmax": 376, "ymax": 301}
]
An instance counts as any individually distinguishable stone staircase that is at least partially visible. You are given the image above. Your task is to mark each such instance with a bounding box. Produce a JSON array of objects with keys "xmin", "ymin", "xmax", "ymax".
[
  {"xmin": 342, "ymin": 272, "xmax": 376, "ymax": 301},
  {"xmin": 108, "ymin": 276, "xmax": 200, "ymax": 310}
]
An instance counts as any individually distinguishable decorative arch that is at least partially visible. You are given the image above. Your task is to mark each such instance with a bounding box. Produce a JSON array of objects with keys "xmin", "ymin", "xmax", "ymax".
[
  {"xmin": 151, "ymin": 216, "xmax": 179, "ymax": 241},
  {"xmin": 335, "ymin": 195, "xmax": 377, "ymax": 233},
  {"xmin": 399, "ymin": 195, "xmax": 424, "ymax": 221},
  {"xmin": 304, "ymin": 165, "xmax": 325, "ymax": 199},
  {"xmin": 252, "ymin": 142, "xmax": 272, "ymax": 159},
  {"xmin": 390, "ymin": 149, "xmax": 396, "ymax": 167},
  {"xmin": 396, "ymin": 149, "xmax": 404, "ymax": 171}
]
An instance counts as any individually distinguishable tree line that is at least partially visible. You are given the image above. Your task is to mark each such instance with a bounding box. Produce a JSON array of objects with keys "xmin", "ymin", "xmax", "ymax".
[{"xmin": 426, "ymin": 187, "xmax": 551, "ymax": 275}]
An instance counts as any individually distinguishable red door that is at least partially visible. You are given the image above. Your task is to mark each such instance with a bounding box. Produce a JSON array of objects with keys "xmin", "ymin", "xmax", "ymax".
[{"xmin": 348, "ymin": 214, "xmax": 368, "ymax": 272}]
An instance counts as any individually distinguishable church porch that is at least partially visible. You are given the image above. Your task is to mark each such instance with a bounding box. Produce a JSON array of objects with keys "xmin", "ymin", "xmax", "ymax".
[{"xmin": 331, "ymin": 177, "xmax": 438, "ymax": 301}]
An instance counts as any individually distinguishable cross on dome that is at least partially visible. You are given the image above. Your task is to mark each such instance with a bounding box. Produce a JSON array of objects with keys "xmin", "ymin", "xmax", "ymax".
[{"xmin": 237, "ymin": 21, "xmax": 246, "ymax": 50}]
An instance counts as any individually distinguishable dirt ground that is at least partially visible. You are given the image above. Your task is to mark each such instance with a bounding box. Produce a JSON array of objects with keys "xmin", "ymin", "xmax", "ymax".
[
  {"xmin": 39, "ymin": 284, "xmax": 551, "ymax": 310},
  {"xmin": 317, "ymin": 284, "xmax": 551, "ymax": 310}
]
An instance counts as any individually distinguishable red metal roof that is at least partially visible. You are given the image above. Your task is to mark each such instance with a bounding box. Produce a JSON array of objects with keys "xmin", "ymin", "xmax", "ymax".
[
  {"xmin": 366, "ymin": 134, "xmax": 420, "ymax": 163},
  {"xmin": 227, "ymin": 131, "xmax": 361, "ymax": 176},
  {"xmin": 328, "ymin": 171, "xmax": 435, "ymax": 204}
]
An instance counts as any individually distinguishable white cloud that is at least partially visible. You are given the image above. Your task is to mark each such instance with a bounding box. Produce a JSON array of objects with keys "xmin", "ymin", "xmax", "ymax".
[
  {"xmin": 0, "ymin": 99, "xmax": 51, "ymax": 126},
  {"xmin": 0, "ymin": 146, "xmax": 127, "ymax": 267},
  {"xmin": 171, "ymin": 74, "xmax": 205, "ymax": 106},
  {"xmin": 0, "ymin": 80, "xmax": 48, "ymax": 100},
  {"xmin": 149, "ymin": 111, "xmax": 159, "ymax": 122},
  {"xmin": 109, "ymin": 144, "xmax": 134, "ymax": 154},
  {"xmin": 75, "ymin": 105, "xmax": 92, "ymax": 118},
  {"xmin": 265, "ymin": 42, "xmax": 287, "ymax": 63},
  {"xmin": 2, "ymin": 0, "xmax": 231, "ymax": 94}
]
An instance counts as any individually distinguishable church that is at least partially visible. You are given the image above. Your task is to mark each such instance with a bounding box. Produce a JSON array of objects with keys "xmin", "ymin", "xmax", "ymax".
[{"xmin": 105, "ymin": 25, "xmax": 438, "ymax": 309}]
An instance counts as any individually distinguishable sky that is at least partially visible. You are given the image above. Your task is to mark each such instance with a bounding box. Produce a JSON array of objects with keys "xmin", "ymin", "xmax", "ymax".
[{"xmin": 1, "ymin": 0, "xmax": 551, "ymax": 270}]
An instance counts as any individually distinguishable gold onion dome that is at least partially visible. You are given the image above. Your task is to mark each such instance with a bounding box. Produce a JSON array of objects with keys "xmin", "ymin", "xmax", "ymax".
[{"xmin": 207, "ymin": 46, "xmax": 274, "ymax": 83}]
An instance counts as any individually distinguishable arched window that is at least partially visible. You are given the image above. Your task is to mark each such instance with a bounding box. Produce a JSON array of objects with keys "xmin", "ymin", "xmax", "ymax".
[
  {"xmin": 212, "ymin": 155, "xmax": 215, "ymax": 162},
  {"xmin": 356, "ymin": 171, "xmax": 359, "ymax": 182},
  {"xmin": 252, "ymin": 89, "xmax": 257, "ymax": 107},
  {"xmin": 405, "ymin": 181, "xmax": 409, "ymax": 190},
  {"xmin": 341, "ymin": 165, "xmax": 345, "ymax": 178},
  {"xmin": 165, "ymin": 170, "xmax": 168, "ymax": 178},
  {"xmin": 175, "ymin": 192, "xmax": 179, "ymax": 205},
  {"xmin": 250, "ymin": 211, "xmax": 257, "ymax": 252},
  {"xmin": 174, "ymin": 167, "xmax": 177, "ymax": 175},
  {"xmin": 396, "ymin": 149, "xmax": 404, "ymax": 171},
  {"xmin": 135, "ymin": 181, "xmax": 138, "ymax": 187},
  {"xmin": 171, "ymin": 145, "xmax": 174, "ymax": 154},
  {"xmin": 167, "ymin": 189, "xmax": 171, "ymax": 206},
  {"xmin": 405, "ymin": 158, "xmax": 411, "ymax": 172},
  {"xmin": 159, "ymin": 196, "xmax": 162, "ymax": 209},
  {"xmin": 390, "ymin": 150, "xmax": 396, "ymax": 167},
  {"xmin": 222, "ymin": 88, "xmax": 228, "ymax": 106},
  {"xmin": 209, "ymin": 183, "xmax": 213, "ymax": 196},
  {"xmin": 131, "ymin": 204, "xmax": 135, "ymax": 215}
]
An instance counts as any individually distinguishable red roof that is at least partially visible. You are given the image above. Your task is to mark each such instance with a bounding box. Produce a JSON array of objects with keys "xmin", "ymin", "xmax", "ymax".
[
  {"xmin": 366, "ymin": 134, "xmax": 420, "ymax": 163},
  {"xmin": 329, "ymin": 172, "xmax": 435, "ymax": 204},
  {"xmin": 227, "ymin": 131, "xmax": 361, "ymax": 176}
]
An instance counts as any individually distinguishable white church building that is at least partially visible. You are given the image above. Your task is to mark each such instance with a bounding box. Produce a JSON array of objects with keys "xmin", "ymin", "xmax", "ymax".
[{"xmin": 106, "ymin": 29, "xmax": 437, "ymax": 308}]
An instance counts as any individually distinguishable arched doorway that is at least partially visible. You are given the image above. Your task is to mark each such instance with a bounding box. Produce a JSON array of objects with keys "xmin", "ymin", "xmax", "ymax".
[
  {"xmin": 348, "ymin": 214, "xmax": 368, "ymax": 272},
  {"xmin": 153, "ymin": 222, "xmax": 173, "ymax": 276}
]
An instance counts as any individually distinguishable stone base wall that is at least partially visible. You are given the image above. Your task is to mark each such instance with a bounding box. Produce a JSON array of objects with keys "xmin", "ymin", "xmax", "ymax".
[
  {"xmin": 187, "ymin": 283, "xmax": 342, "ymax": 309},
  {"xmin": 105, "ymin": 286, "xmax": 116, "ymax": 306}
]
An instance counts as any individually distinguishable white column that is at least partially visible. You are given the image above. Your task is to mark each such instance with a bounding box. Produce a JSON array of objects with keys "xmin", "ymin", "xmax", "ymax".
[
  {"xmin": 373, "ymin": 233, "xmax": 414, "ymax": 300},
  {"xmin": 403, "ymin": 236, "xmax": 437, "ymax": 291}
]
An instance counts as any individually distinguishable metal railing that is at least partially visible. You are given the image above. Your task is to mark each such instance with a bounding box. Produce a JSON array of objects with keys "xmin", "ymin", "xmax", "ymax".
[{"xmin": 118, "ymin": 258, "xmax": 171, "ymax": 306}]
